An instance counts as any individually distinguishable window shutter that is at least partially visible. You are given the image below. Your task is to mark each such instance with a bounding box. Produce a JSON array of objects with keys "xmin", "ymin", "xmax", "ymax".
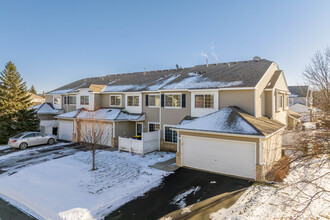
[
  {"xmin": 161, "ymin": 94, "xmax": 165, "ymax": 107},
  {"xmin": 64, "ymin": 96, "xmax": 67, "ymax": 104},
  {"xmin": 182, "ymin": 94, "xmax": 186, "ymax": 108},
  {"xmin": 145, "ymin": 95, "xmax": 149, "ymax": 106}
]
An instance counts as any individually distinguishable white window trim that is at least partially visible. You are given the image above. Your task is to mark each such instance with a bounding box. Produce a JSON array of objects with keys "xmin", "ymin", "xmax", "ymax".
[
  {"xmin": 163, "ymin": 124, "xmax": 178, "ymax": 143},
  {"xmin": 164, "ymin": 93, "xmax": 182, "ymax": 109},
  {"xmin": 80, "ymin": 95, "xmax": 90, "ymax": 106},
  {"xmin": 127, "ymin": 95, "xmax": 140, "ymax": 107},
  {"xmin": 276, "ymin": 91, "xmax": 284, "ymax": 112},
  {"xmin": 148, "ymin": 94, "xmax": 161, "ymax": 108},
  {"xmin": 148, "ymin": 122, "xmax": 160, "ymax": 132},
  {"xmin": 68, "ymin": 95, "xmax": 76, "ymax": 106},
  {"xmin": 109, "ymin": 95, "xmax": 122, "ymax": 107},
  {"xmin": 194, "ymin": 94, "xmax": 215, "ymax": 109}
]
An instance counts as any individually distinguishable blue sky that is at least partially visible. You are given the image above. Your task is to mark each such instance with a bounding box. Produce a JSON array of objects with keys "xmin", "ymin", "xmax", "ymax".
[{"xmin": 1, "ymin": 0, "xmax": 330, "ymax": 93}]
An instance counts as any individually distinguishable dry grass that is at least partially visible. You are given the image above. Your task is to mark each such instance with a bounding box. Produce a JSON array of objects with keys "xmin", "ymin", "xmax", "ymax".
[{"xmin": 266, "ymin": 156, "xmax": 290, "ymax": 182}]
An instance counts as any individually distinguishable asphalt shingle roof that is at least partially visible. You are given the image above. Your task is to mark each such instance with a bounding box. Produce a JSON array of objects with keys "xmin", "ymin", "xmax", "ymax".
[
  {"xmin": 288, "ymin": 86, "xmax": 309, "ymax": 97},
  {"xmin": 48, "ymin": 59, "xmax": 274, "ymax": 94}
]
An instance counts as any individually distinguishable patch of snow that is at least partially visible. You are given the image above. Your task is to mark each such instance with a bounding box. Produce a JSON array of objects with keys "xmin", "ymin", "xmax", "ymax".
[
  {"xmin": 0, "ymin": 145, "xmax": 11, "ymax": 151},
  {"xmin": 48, "ymin": 89, "xmax": 75, "ymax": 95},
  {"xmin": 303, "ymin": 122, "xmax": 316, "ymax": 130},
  {"xmin": 171, "ymin": 186, "xmax": 201, "ymax": 209},
  {"xmin": 163, "ymin": 75, "xmax": 242, "ymax": 90},
  {"xmin": 37, "ymin": 103, "xmax": 62, "ymax": 114},
  {"xmin": 290, "ymin": 103, "xmax": 311, "ymax": 114},
  {"xmin": 210, "ymin": 156, "xmax": 330, "ymax": 219},
  {"xmin": 56, "ymin": 110, "xmax": 80, "ymax": 119},
  {"xmin": 103, "ymin": 84, "xmax": 146, "ymax": 92},
  {"xmin": 181, "ymin": 205, "xmax": 194, "ymax": 215},
  {"xmin": 0, "ymin": 151, "xmax": 175, "ymax": 219},
  {"xmin": 59, "ymin": 208, "xmax": 95, "ymax": 220},
  {"xmin": 210, "ymin": 181, "xmax": 217, "ymax": 184},
  {"xmin": 188, "ymin": 72, "xmax": 199, "ymax": 76},
  {"xmin": 148, "ymin": 75, "xmax": 180, "ymax": 91},
  {"xmin": 177, "ymin": 107, "xmax": 258, "ymax": 134}
]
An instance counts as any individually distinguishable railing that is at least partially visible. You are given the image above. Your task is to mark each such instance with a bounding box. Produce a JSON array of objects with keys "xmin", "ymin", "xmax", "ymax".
[{"xmin": 118, "ymin": 130, "xmax": 160, "ymax": 155}]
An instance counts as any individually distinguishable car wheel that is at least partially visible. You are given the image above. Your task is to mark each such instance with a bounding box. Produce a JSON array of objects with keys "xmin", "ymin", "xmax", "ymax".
[
  {"xmin": 48, "ymin": 138, "xmax": 55, "ymax": 145},
  {"xmin": 19, "ymin": 142, "xmax": 28, "ymax": 150}
]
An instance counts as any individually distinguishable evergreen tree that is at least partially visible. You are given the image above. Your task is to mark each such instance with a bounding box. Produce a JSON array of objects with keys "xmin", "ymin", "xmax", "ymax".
[
  {"xmin": 29, "ymin": 85, "xmax": 37, "ymax": 94},
  {"xmin": 0, "ymin": 62, "xmax": 39, "ymax": 143}
]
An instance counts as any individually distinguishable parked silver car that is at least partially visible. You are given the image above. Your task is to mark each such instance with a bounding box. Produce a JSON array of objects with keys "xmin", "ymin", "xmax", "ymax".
[{"xmin": 8, "ymin": 132, "xmax": 57, "ymax": 149}]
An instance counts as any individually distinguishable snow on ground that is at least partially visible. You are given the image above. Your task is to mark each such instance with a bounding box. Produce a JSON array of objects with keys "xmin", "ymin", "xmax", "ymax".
[
  {"xmin": 171, "ymin": 186, "xmax": 201, "ymax": 209},
  {"xmin": 0, "ymin": 145, "xmax": 11, "ymax": 151},
  {"xmin": 0, "ymin": 150, "xmax": 175, "ymax": 220},
  {"xmin": 210, "ymin": 156, "xmax": 330, "ymax": 219},
  {"xmin": 0, "ymin": 142, "xmax": 71, "ymax": 162}
]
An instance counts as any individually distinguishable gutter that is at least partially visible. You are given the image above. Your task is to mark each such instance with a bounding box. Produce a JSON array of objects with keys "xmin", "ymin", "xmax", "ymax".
[{"xmin": 171, "ymin": 128, "xmax": 265, "ymax": 138}]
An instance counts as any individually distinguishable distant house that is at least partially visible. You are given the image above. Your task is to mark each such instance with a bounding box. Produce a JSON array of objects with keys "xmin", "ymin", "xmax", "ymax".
[
  {"xmin": 28, "ymin": 93, "xmax": 45, "ymax": 106},
  {"xmin": 288, "ymin": 86, "xmax": 313, "ymax": 107}
]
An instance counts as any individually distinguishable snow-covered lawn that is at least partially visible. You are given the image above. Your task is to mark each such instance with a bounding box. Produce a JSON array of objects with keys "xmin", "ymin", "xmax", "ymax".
[
  {"xmin": 0, "ymin": 150, "xmax": 175, "ymax": 220},
  {"xmin": 210, "ymin": 156, "xmax": 330, "ymax": 219},
  {"xmin": 0, "ymin": 145, "xmax": 11, "ymax": 151}
]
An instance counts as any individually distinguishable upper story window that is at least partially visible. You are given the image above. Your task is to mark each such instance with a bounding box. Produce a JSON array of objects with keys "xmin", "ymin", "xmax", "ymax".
[
  {"xmin": 80, "ymin": 96, "xmax": 89, "ymax": 105},
  {"xmin": 127, "ymin": 95, "xmax": 139, "ymax": 106},
  {"xmin": 147, "ymin": 95, "xmax": 160, "ymax": 107},
  {"xmin": 110, "ymin": 95, "xmax": 121, "ymax": 106},
  {"xmin": 54, "ymin": 97, "xmax": 60, "ymax": 104},
  {"xmin": 277, "ymin": 93, "xmax": 284, "ymax": 110},
  {"xmin": 195, "ymin": 94, "xmax": 214, "ymax": 108},
  {"xmin": 165, "ymin": 94, "xmax": 181, "ymax": 108},
  {"xmin": 69, "ymin": 96, "xmax": 76, "ymax": 105}
]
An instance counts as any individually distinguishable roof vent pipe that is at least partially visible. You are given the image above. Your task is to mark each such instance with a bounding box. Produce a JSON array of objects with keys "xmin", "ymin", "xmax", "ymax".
[{"xmin": 253, "ymin": 56, "xmax": 261, "ymax": 62}]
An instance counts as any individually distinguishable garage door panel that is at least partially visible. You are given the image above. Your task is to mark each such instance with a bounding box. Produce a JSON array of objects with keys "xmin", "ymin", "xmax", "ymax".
[
  {"xmin": 59, "ymin": 120, "xmax": 74, "ymax": 141},
  {"xmin": 182, "ymin": 136, "xmax": 256, "ymax": 179}
]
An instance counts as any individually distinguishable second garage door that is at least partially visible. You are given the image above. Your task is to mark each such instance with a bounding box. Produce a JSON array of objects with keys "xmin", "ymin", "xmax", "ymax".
[
  {"xmin": 58, "ymin": 120, "xmax": 74, "ymax": 141},
  {"xmin": 181, "ymin": 136, "xmax": 256, "ymax": 179}
]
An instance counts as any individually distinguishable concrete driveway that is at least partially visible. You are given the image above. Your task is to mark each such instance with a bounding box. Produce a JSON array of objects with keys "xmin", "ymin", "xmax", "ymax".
[{"xmin": 106, "ymin": 168, "xmax": 253, "ymax": 220}]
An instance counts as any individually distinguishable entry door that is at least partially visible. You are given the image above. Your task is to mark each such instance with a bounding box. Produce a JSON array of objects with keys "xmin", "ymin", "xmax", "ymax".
[
  {"xmin": 182, "ymin": 136, "xmax": 256, "ymax": 179},
  {"xmin": 136, "ymin": 123, "xmax": 143, "ymax": 136}
]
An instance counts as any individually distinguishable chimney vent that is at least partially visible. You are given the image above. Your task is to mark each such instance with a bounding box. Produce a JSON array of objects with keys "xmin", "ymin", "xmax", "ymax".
[{"xmin": 253, "ymin": 56, "xmax": 261, "ymax": 62}]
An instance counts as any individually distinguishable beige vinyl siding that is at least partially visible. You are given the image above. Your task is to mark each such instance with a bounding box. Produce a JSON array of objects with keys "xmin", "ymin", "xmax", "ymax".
[
  {"xmin": 262, "ymin": 130, "xmax": 283, "ymax": 172},
  {"xmin": 101, "ymin": 94, "xmax": 125, "ymax": 108},
  {"xmin": 45, "ymin": 95, "xmax": 53, "ymax": 103},
  {"xmin": 265, "ymin": 91, "xmax": 273, "ymax": 118},
  {"xmin": 255, "ymin": 63, "xmax": 279, "ymax": 117},
  {"xmin": 142, "ymin": 92, "xmax": 160, "ymax": 132},
  {"xmin": 219, "ymin": 90, "xmax": 254, "ymax": 116},
  {"xmin": 272, "ymin": 73, "xmax": 289, "ymax": 124},
  {"xmin": 94, "ymin": 94, "xmax": 102, "ymax": 110}
]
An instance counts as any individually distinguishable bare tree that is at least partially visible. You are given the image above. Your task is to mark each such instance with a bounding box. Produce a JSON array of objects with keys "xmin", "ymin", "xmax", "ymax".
[
  {"xmin": 75, "ymin": 111, "xmax": 112, "ymax": 170},
  {"xmin": 303, "ymin": 47, "xmax": 330, "ymax": 112}
]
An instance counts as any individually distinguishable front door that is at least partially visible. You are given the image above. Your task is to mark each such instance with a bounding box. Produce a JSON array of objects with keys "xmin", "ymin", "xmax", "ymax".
[{"xmin": 136, "ymin": 123, "xmax": 143, "ymax": 136}]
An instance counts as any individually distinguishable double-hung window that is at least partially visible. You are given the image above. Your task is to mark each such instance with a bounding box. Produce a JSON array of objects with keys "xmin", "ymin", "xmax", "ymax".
[
  {"xmin": 69, "ymin": 95, "xmax": 76, "ymax": 105},
  {"xmin": 164, "ymin": 126, "xmax": 177, "ymax": 143},
  {"xmin": 149, "ymin": 123, "xmax": 160, "ymax": 132},
  {"xmin": 165, "ymin": 94, "xmax": 181, "ymax": 108},
  {"xmin": 195, "ymin": 94, "xmax": 214, "ymax": 108},
  {"xmin": 110, "ymin": 95, "xmax": 121, "ymax": 106},
  {"xmin": 80, "ymin": 96, "xmax": 89, "ymax": 105},
  {"xmin": 127, "ymin": 95, "xmax": 139, "ymax": 106},
  {"xmin": 148, "ymin": 95, "xmax": 160, "ymax": 107}
]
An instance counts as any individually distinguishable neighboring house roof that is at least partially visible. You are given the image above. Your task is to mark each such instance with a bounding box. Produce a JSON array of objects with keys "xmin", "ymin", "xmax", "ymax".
[
  {"xmin": 28, "ymin": 93, "xmax": 45, "ymax": 100},
  {"xmin": 48, "ymin": 59, "xmax": 274, "ymax": 94},
  {"xmin": 288, "ymin": 110, "xmax": 302, "ymax": 119},
  {"xmin": 266, "ymin": 70, "xmax": 282, "ymax": 89},
  {"xmin": 289, "ymin": 103, "xmax": 312, "ymax": 114},
  {"xmin": 56, "ymin": 108, "xmax": 145, "ymax": 121},
  {"xmin": 288, "ymin": 86, "xmax": 309, "ymax": 97},
  {"xmin": 175, "ymin": 107, "xmax": 285, "ymax": 137},
  {"xmin": 30, "ymin": 103, "xmax": 63, "ymax": 115},
  {"xmin": 179, "ymin": 116, "xmax": 198, "ymax": 125}
]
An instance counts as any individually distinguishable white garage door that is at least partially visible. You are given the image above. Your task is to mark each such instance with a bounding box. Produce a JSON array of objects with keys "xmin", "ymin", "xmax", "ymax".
[
  {"xmin": 182, "ymin": 136, "xmax": 256, "ymax": 179},
  {"xmin": 58, "ymin": 120, "xmax": 74, "ymax": 141}
]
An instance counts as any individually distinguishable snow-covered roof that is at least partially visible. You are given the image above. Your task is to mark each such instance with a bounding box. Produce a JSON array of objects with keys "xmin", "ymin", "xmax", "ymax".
[
  {"xmin": 56, "ymin": 108, "xmax": 145, "ymax": 121},
  {"xmin": 289, "ymin": 103, "xmax": 312, "ymax": 114},
  {"xmin": 175, "ymin": 107, "xmax": 285, "ymax": 136},
  {"xmin": 48, "ymin": 59, "xmax": 274, "ymax": 93},
  {"xmin": 30, "ymin": 103, "xmax": 63, "ymax": 115},
  {"xmin": 176, "ymin": 107, "xmax": 259, "ymax": 135}
]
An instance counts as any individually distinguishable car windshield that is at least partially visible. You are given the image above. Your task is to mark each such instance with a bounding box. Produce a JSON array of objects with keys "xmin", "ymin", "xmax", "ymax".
[{"xmin": 12, "ymin": 133, "xmax": 26, "ymax": 139}]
